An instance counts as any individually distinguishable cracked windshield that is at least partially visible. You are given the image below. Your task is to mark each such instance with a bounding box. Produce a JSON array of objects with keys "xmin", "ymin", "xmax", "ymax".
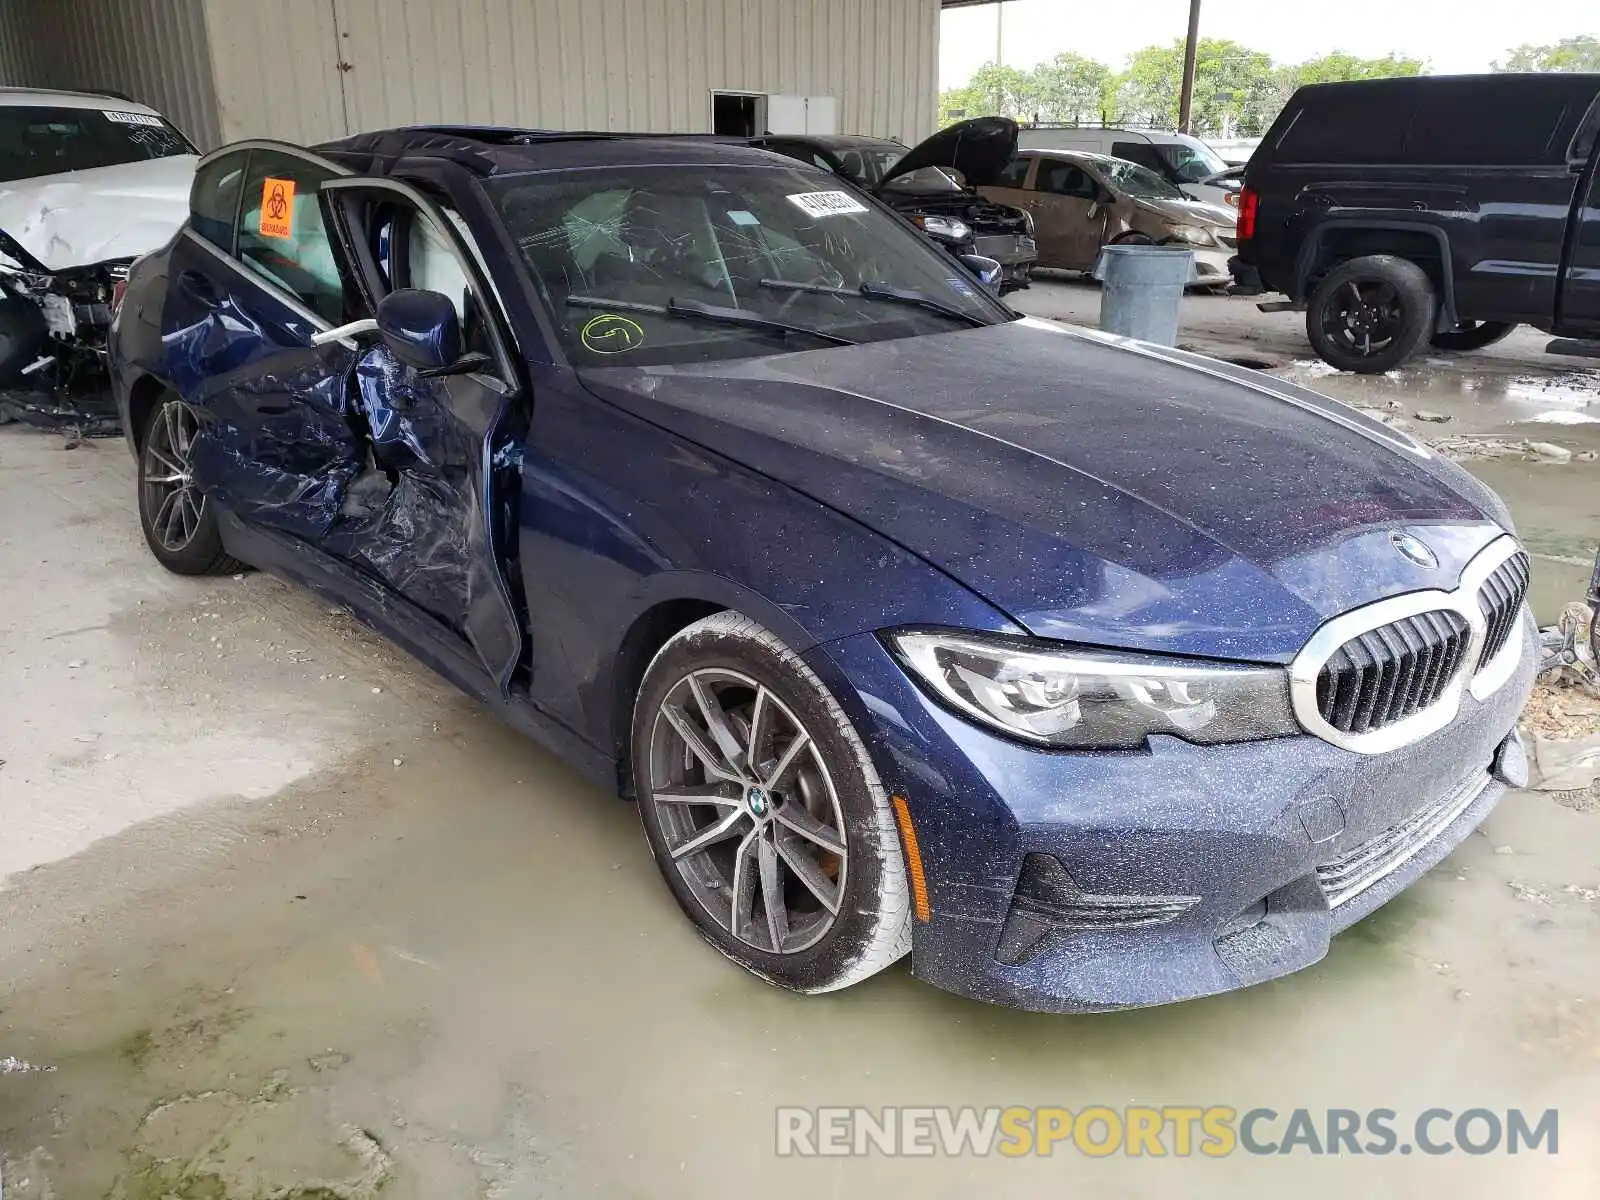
[{"xmin": 493, "ymin": 165, "xmax": 1007, "ymax": 365}]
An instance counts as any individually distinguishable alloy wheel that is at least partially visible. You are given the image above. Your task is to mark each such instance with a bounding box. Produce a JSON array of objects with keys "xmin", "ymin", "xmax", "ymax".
[
  {"xmin": 1321, "ymin": 278, "xmax": 1402, "ymax": 358},
  {"xmin": 646, "ymin": 668, "xmax": 848, "ymax": 955},
  {"xmin": 141, "ymin": 401, "xmax": 206, "ymax": 553}
]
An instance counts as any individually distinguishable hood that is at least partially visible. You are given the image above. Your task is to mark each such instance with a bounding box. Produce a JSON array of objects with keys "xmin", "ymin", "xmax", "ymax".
[
  {"xmin": 579, "ymin": 320, "xmax": 1511, "ymax": 662},
  {"xmin": 1133, "ymin": 196, "xmax": 1236, "ymax": 227},
  {"xmin": 879, "ymin": 117, "xmax": 1019, "ymax": 190},
  {"xmin": 0, "ymin": 155, "xmax": 198, "ymax": 271}
]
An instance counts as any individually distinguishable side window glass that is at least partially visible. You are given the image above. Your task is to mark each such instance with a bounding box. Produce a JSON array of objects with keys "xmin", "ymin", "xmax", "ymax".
[
  {"xmin": 1039, "ymin": 161, "xmax": 1093, "ymax": 198},
  {"xmin": 1112, "ymin": 141, "xmax": 1167, "ymax": 176},
  {"xmin": 236, "ymin": 151, "xmax": 347, "ymax": 324},
  {"xmin": 408, "ymin": 213, "xmax": 473, "ymax": 324},
  {"xmin": 994, "ymin": 156, "xmax": 1031, "ymax": 188},
  {"xmin": 190, "ymin": 153, "xmax": 247, "ymax": 251}
]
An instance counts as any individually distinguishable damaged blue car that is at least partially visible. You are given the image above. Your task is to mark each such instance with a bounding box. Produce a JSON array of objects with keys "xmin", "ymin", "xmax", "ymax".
[{"xmin": 110, "ymin": 128, "xmax": 1536, "ymax": 1012}]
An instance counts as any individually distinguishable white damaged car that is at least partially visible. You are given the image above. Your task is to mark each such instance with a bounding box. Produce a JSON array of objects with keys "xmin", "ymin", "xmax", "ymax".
[{"xmin": 0, "ymin": 88, "xmax": 197, "ymax": 431}]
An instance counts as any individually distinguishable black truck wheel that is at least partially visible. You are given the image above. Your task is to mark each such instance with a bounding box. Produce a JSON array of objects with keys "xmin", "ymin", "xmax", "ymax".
[
  {"xmin": 1306, "ymin": 255, "xmax": 1436, "ymax": 374},
  {"xmin": 1430, "ymin": 320, "xmax": 1518, "ymax": 352}
]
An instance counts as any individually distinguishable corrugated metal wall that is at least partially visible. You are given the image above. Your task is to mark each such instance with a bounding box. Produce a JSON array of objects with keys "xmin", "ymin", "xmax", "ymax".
[
  {"xmin": 0, "ymin": 0, "xmax": 222, "ymax": 149},
  {"xmin": 202, "ymin": 0, "xmax": 938, "ymax": 147}
]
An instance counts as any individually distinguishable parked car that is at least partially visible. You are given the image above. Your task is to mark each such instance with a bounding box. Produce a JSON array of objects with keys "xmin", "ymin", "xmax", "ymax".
[
  {"xmin": 0, "ymin": 87, "xmax": 197, "ymax": 430},
  {"xmin": 1198, "ymin": 164, "xmax": 1245, "ymax": 207},
  {"xmin": 1019, "ymin": 125, "xmax": 1240, "ymax": 208},
  {"xmin": 113, "ymin": 126, "xmax": 1534, "ymax": 1013},
  {"xmin": 1232, "ymin": 74, "xmax": 1600, "ymax": 373},
  {"xmin": 983, "ymin": 150, "xmax": 1238, "ymax": 286},
  {"xmin": 756, "ymin": 117, "xmax": 1037, "ymax": 292}
]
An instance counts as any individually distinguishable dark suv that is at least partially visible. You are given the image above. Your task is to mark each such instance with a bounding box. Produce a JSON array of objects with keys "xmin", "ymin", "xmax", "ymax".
[{"xmin": 1232, "ymin": 74, "xmax": 1600, "ymax": 372}]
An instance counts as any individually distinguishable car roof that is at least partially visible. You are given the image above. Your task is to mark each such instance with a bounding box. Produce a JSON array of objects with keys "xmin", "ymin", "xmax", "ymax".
[
  {"xmin": 0, "ymin": 86, "xmax": 157, "ymax": 113},
  {"xmin": 315, "ymin": 125, "xmax": 810, "ymax": 178},
  {"xmin": 764, "ymin": 133, "xmax": 906, "ymax": 153}
]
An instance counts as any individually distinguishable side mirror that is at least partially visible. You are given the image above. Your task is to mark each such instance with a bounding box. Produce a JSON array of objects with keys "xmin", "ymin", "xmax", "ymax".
[
  {"xmin": 377, "ymin": 288, "xmax": 461, "ymax": 373},
  {"xmin": 957, "ymin": 253, "xmax": 1003, "ymax": 295}
]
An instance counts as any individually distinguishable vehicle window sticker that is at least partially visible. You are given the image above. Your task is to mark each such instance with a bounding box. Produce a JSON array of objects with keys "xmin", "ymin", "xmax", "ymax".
[
  {"xmin": 258, "ymin": 177, "xmax": 296, "ymax": 240},
  {"xmin": 785, "ymin": 191, "xmax": 869, "ymax": 219},
  {"xmin": 726, "ymin": 210, "xmax": 762, "ymax": 226},
  {"xmin": 580, "ymin": 313, "xmax": 645, "ymax": 355},
  {"xmin": 102, "ymin": 110, "xmax": 164, "ymax": 128}
]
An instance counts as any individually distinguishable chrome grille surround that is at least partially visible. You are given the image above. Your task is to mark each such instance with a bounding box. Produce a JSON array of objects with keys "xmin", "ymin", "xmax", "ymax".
[{"xmin": 1290, "ymin": 536, "xmax": 1528, "ymax": 754}]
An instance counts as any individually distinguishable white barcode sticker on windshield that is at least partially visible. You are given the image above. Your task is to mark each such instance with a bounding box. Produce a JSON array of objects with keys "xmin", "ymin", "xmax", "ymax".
[
  {"xmin": 786, "ymin": 190, "xmax": 869, "ymax": 218},
  {"xmin": 103, "ymin": 110, "xmax": 164, "ymax": 127}
]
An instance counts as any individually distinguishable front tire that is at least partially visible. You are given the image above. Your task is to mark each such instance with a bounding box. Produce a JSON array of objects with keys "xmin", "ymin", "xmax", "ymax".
[
  {"xmin": 1307, "ymin": 254, "xmax": 1436, "ymax": 374},
  {"xmin": 1431, "ymin": 320, "xmax": 1518, "ymax": 352},
  {"xmin": 137, "ymin": 394, "xmax": 245, "ymax": 576},
  {"xmin": 631, "ymin": 612, "xmax": 911, "ymax": 994}
]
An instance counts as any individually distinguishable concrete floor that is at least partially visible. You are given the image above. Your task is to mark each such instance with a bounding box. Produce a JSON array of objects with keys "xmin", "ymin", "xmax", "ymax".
[{"xmin": 1, "ymin": 304, "xmax": 1598, "ymax": 1196}]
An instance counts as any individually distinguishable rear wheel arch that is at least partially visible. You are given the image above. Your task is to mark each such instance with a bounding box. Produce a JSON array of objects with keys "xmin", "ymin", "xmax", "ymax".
[
  {"xmin": 1298, "ymin": 223, "xmax": 1458, "ymax": 326},
  {"xmin": 127, "ymin": 373, "xmax": 169, "ymax": 451}
]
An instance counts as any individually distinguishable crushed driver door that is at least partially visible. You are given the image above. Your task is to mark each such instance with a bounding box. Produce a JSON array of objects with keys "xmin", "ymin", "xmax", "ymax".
[{"xmin": 320, "ymin": 177, "xmax": 527, "ymax": 694}]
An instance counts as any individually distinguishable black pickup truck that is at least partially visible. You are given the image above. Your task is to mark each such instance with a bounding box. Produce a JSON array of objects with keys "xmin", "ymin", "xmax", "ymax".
[{"xmin": 1231, "ymin": 74, "xmax": 1600, "ymax": 372}]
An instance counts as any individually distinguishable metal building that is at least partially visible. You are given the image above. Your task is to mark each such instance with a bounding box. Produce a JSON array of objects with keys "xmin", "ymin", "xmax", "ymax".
[{"xmin": 0, "ymin": 0, "xmax": 942, "ymax": 151}]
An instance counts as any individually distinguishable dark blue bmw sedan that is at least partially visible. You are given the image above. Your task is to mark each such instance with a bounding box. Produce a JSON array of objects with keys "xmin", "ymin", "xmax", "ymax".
[{"xmin": 109, "ymin": 128, "xmax": 1536, "ymax": 1012}]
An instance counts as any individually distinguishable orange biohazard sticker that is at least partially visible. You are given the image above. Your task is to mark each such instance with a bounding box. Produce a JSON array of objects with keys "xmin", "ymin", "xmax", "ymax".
[{"xmin": 258, "ymin": 177, "xmax": 296, "ymax": 239}]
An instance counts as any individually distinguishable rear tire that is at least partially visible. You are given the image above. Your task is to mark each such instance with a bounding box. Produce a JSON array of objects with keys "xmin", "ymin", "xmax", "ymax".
[
  {"xmin": 1307, "ymin": 255, "xmax": 1436, "ymax": 374},
  {"xmin": 1430, "ymin": 320, "xmax": 1518, "ymax": 352},
  {"xmin": 137, "ymin": 393, "xmax": 247, "ymax": 576},
  {"xmin": 631, "ymin": 612, "xmax": 911, "ymax": 994}
]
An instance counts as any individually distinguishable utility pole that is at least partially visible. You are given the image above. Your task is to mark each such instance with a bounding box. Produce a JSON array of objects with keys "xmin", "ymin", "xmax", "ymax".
[
  {"xmin": 996, "ymin": 0, "xmax": 1004, "ymax": 71},
  {"xmin": 1177, "ymin": 0, "xmax": 1202, "ymax": 133}
]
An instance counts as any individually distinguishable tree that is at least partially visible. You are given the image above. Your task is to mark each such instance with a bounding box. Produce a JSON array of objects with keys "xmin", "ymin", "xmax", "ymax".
[
  {"xmin": 1115, "ymin": 38, "xmax": 1275, "ymax": 138},
  {"xmin": 967, "ymin": 62, "xmax": 1040, "ymax": 119},
  {"xmin": 1028, "ymin": 53, "xmax": 1113, "ymax": 124},
  {"xmin": 1494, "ymin": 35, "xmax": 1600, "ymax": 72}
]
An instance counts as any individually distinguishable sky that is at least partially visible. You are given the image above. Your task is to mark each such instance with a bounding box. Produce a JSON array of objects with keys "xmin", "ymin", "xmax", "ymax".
[{"xmin": 940, "ymin": 0, "xmax": 1597, "ymax": 86}]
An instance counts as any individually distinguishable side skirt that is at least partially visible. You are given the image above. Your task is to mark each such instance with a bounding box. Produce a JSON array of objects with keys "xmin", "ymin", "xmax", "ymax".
[{"xmin": 217, "ymin": 509, "xmax": 617, "ymax": 792}]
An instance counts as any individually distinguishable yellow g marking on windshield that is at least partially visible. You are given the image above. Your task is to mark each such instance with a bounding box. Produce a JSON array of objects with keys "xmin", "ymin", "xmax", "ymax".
[{"xmin": 580, "ymin": 313, "xmax": 645, "ymax": 355}]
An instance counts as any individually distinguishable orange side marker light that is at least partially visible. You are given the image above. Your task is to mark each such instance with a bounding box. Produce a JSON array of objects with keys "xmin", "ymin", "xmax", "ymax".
[{"xmin": 891, "ymin": 794, "xmax": 932, "ymax": 923}]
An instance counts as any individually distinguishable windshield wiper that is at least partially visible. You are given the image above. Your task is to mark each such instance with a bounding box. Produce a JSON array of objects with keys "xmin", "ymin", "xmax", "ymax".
[
  {"xmin": 759, "ymin": 279, "xmax": 992, "ymax": 328},
  {"xmin": 566, "ymin": 295, "xmax": 857, "ymax": 348}
]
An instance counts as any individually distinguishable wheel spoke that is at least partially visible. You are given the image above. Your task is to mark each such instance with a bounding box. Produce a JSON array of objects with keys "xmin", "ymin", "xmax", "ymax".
[
  {"xmin": 669, "ymin": 807, "xmax": 747, "ymax": 862},
  {"xmin": 165, "ymin": 489, "xmax": 188, "ymax": 545},
  {"xmin": 763, "ymin": 732, "xmax": 811, "ymax": 790},
  {"xmin": 148, "ymin": 447, "xmax": 185, "ymax": 475},
  {"xmin": 653, "ymin": 784, "xmax": 740, "ymax": 808},
  {"xmin": 774, "ymin": 828, "xmax": 841, "ymax": 915},
  {"xmin": 729, "ymin": 829, "xmax": 760, "ymax": 939},
  {"xmin": 660, "ymin": 704, "xmax": 742, "ymax": 783},
  {"xmin": 1342, "ymin": 281, "xmax": 1363, "ymax": 307},
  {"xmin": 757, "ymin": 834, "xmax": 790, "ymax": 952},
  {"xmin": 773, "ymin": 801, "xmax": 845, "ymax": 856},
  {"xmin": 689, "ymin": 674, "xmax": 746, "ymax": 772},
  {"xmin": 181, "ymin": 490, "xmax": 202, "ymax": 538},
  {"xmin": 153, "ymin": 487, "xmax": 181, "ymax": 543},
  {"xmin": 142, "ymin": 469, "xmax": 186, "ymax": 486},
  {"xmin": 746, "ymin": 686, "xmax": 770, "ymax": 773}
]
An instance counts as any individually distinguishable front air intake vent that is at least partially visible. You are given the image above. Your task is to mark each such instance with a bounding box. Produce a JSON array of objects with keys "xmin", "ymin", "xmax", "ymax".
[{"xmin": 995, "ymin": 853, "xmax": 1197, "ymax": 966}]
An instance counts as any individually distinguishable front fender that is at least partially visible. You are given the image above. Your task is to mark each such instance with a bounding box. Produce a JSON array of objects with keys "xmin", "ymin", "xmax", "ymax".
[{"xmin": 516, "ymin": 382, "xmax": 1018, "ymax": 754}]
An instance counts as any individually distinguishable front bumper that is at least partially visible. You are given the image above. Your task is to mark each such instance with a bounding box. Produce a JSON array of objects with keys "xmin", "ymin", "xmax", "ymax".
[
  {"xmin": 806, "ymin": 614, "xmax": 1537, "ymax": 1012},
  {"xmin": 1186, "ymin": 245, "xmax": 1233, "ymax": 286}
]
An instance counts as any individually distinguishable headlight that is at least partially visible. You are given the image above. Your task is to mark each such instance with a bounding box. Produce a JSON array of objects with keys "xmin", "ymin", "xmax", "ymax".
[
  {"xmin": 917, "ymin": 214, "xmax": 972, "ymax": 242},
  {"xmin": 889, "ymin": 631, "xmax": 1298, "ymax": 749},
  {"xmin": 1019, "ymin": 207, "xmax": 1035, "ymax": 235},
  {"xmin": 1165, "ymin": 224, "xmax": 1216, "ymax": 246}
]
